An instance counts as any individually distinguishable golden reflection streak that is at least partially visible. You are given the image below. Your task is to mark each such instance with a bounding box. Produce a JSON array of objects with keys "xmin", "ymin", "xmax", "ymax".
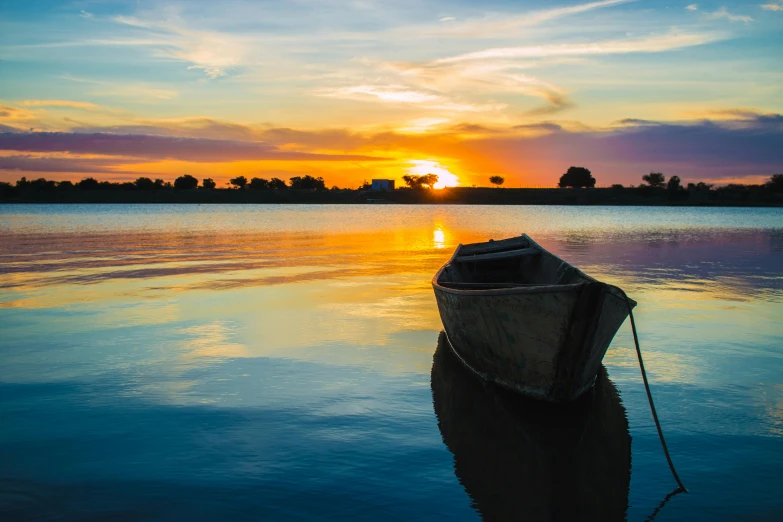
[{"xmin": 433, "ymin": 227, "xmax": 446, "ymax": 249}]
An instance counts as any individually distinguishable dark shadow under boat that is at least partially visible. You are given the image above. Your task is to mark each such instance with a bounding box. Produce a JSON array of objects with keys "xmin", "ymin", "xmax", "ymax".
[{"xmin": 431, "ymin": 332, "xmax": 631, "ymax": 522}]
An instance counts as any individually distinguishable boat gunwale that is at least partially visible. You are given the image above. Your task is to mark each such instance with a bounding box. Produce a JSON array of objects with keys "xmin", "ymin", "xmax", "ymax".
[
  {"xmin": 432, "ymin": 234, "xmax": 636, "ymax": 307},
  {"xmin": 433, "ymin": 234, "xmax": 591, "ymax": 297}
]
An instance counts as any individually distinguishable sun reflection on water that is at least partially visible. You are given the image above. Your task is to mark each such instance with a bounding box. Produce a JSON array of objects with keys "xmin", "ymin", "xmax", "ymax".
[{"xmin": 433, "ymin": 228, "xmax": 446, "ymax": 249}]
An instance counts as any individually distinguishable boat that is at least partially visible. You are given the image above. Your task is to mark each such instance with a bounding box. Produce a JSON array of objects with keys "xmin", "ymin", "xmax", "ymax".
[
  {"xmin": 432, "ymin": 234, "xmax": 635, "ymax": 403},
  {"xmin": 431, "ymin": 333, "xmax": 631, "ymax": 522}
]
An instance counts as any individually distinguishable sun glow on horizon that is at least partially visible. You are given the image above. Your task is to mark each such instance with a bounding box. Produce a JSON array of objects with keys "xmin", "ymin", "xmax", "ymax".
[{"xmin": 408, "ymin": 160, "xmax": 460, "ymax": 189}]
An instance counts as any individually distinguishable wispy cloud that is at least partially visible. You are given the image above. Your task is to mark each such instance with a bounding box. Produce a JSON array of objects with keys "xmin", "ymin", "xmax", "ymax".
[
  {"xmin": 326, "ymin": 85, "xmax": 441, "ymax": 103},
  {"xmin": 17, "ymin": 100, "xmax": 101, "ymax": 110},
  {"xmin": 111, "ymin": 13, "xmax": 247, "ymax": 79},
  {"xmin": 687, "ymin": 4, "xmax": 754, "ymax": 22},
  {"xmin": 0, "ymin": 132, "xmax": 388, "ymax": 163},
  {"xmin": 434, "ymin": 32, "xmax": 724, "ymax": 64},
  {"xmin": 425, "ymin": 0, "xmax": 635, "ymax": 38},
  {"xmin": 0, "ymin": 154, "xmax": 146, "ymax": 174},
  {"xmin": 60, "ymin": 75, "xmax": 178, "ymax": 101},
  {"xmin": 705, "ymin": 7, "xmax": 754, "ymax": 23},
  {"xmin": 399, "ymin": 118, "xmax": 451, "ymax": 133},
  {"xmin": 761, "ymin": 3, "xmax": 782, "ymax": 11},
  {"xmin": 318, "ymin": 85, "xmax": 504, "ymax": 113}
]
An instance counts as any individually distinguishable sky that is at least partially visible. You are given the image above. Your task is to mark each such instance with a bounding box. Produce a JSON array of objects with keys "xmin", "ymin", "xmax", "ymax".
[{"xmin": 1, "ymin": 0, "xmax": 782, "ymax": 188}]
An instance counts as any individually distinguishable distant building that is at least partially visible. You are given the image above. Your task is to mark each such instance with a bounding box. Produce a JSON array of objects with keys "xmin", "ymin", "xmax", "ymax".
[{"xmin": 371, "ymin": 179, "xmax": 395, "ymax": 191}]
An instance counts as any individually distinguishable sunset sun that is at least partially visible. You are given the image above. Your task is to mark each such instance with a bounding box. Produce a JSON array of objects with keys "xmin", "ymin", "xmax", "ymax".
[{"xmin": 408, "ymin": 160, "xmax": 460, "ymax": 189}]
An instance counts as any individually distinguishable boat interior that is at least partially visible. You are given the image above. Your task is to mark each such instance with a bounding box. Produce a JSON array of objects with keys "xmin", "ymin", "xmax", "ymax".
[{"xmin": 436, "ymin": 235, "xmax": 592, "ymax": 290}]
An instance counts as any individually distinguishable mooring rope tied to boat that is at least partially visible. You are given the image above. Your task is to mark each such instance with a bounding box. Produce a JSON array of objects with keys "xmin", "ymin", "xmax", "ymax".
[{"xmin": 615, "ymin": 286, "xmax": 688, "ymax": 494}]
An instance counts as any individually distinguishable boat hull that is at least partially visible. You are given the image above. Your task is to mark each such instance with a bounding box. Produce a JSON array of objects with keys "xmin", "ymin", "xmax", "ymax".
[{"xmin": 433, "ymin": 281, "xmax": 632, "ymax": 403}]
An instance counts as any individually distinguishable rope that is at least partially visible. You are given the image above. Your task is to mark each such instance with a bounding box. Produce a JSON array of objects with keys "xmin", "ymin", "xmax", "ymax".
[
  {"xmin": 644, "ymin": 487, "xmax": 686, "ymax": 522},
  {"xmin": 614, "ymin": 286, "xmax": 688, "ymax": 493}
]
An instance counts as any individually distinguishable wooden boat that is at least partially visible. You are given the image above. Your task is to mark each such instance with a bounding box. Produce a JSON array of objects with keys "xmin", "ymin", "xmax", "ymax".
[
  {"xmin": 431, "ymin": 333, "xmax": 631, "ymax": 522},
  {"xmin": 432, "ymin": 234, "xmax": 635, "ymax": 403}
]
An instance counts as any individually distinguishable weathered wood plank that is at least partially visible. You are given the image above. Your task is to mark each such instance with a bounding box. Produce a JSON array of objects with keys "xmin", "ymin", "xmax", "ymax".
[{"xmin": 455, "ymin": 247, "xmax": 539, "ymax": 263}]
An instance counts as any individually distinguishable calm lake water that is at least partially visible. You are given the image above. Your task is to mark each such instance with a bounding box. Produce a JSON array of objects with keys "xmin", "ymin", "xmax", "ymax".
[{"xmin": 1, "ymin": 204, "xmax": 782, "ymax": 521}]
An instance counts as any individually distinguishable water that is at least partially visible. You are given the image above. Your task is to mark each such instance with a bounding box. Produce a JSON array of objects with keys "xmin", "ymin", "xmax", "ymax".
[{"xmin": 1, "ymin": 204, "xmax": 781, "ymax": 521}]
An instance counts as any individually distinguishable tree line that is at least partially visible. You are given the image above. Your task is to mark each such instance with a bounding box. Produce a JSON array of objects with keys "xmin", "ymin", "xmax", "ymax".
[
  {"xmin": 3, "ymin": 170, "xmax": 782, "ymax": 197},
  {"xmin": 2, "ymin": 174, "xmax": 330, "ymax": 193},
  {"xmin": 556, "ymin": 166, "xmax": 783, "ymax": 193}
]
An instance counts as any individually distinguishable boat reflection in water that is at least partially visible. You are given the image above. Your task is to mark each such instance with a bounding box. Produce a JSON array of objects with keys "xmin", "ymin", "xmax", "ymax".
[{"xmin": 431, "ymin": 332, "xmax": 631, "ymax": 522}]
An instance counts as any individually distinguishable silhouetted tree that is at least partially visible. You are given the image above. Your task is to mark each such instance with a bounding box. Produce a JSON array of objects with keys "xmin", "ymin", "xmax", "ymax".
[
  {"xmin": 489, "ymin": 176, "xmax": 505, "ymax": 187},
  {"xmin": 768, "ymin": 174, "xmax": 783, "ymax": 193},
  {"xmin": 249, "ymin": 177, "xmax": 269, "ymax": 190},
  {"xmin": 154, "ymin": 179, "xmax": 166, "ymax": 189},
  {"xmin": 558, "ymin": 167, "xmax": 595, "ymax": 188},
  {"xmin": 421, "ymin": 173, "xmax": 439, "ymax": 188},
  {"xmin": 174, "ymin": 174, "xmax": 199, "ymax": 189},
  {"xmin": 57, "ymin": 180, "xmax": 74, "ymax": 190},
  {"xmin": 29, "ymin": 178, "xmax": 56, "ymax": 190},
  {"xmin": 289, "ymin": 175, "xmax": 326, "ymax": 190},
  {"xmin": 402, "ymin": 175, "xmax": 419, "ymax": 188},
  {"xmin": 642, "ymin": 172, "xmax": 665, "ymax": 188},
  {"xmin": 135, "ymin": 177, "xmax": 155, "ymax": 190},
  {"xmin": 78, "ymin": 177, "xmax": 100, "ymax": 190},
  {"xmin": 359, "ymin": 180, "xmax": 372, "ymax": 190},
  {"xmin": 666, "ymin": 175, "xmax": 681, "ymax": 192},
  {"xmin": 269, "ymin": 177, "xmax": 287, "ymax": 190},
  {"xmin": 610, "ymin": 184, "xmax": 624, "ymax": 190},
  {"xmin": 202, "ymin": 178, "xmax": 216, "ymax": 190},
  {"xmin": 229, "ymin": 176, "xmax": 248, "ymax": 189},
  {"xmin": 0, "ymin": 181, "xmax": 14, "ymax": 197},
  {"xmin": 403, "ymin": 174, "xmax": 439, "ymax": 189}
]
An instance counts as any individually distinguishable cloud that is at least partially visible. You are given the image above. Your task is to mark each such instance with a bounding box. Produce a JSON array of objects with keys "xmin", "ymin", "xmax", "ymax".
[
  {"xmin": 0, "ymin": 132, "xmax": 389, "ymax": 163},
  {"xmin": 457, "ymin": 112, "xmax": 783, "ymax": 184},
  {"xmin": 71, "ymin": 118, "xmax": 259, "ymax": 141},
  {"xmin": 326, "ymin": 85, "xmax": 441, "ymax": 103},
  {"xmin": 449, "ymin": 123, "xmax": 500, "ymax": 134},
  {"xmin": 111, "ymin": 14, "xmax": 247, "ymax": 79},
  {"xmin": 1, "ymin": 113, "xmax": 780, "ymax": 186},
  {"xmin": 269, "ymin": 113, "xmax": 783, "ymax": 183},
  {"xmin": 435, "ymin": 31, "xmax": 724, "ymax": 64},
  {"xmin": 439, "ymin": 17, "xmax": 455, "ymax": 22},
  {"xmin": 0, "ymin": 105, "xmax": 37, "ymax": 123},
  {"xmin": 0, "ymin": 155, "xmax": 146, "ymax": 174},
  {"xmin": 0, "ymin": 124, "xmax": 23, "ymax": 133},
  {"xmin": 400, "ymin": 118, "xmax": 451, "ymax": 133},
  {"xmin": 705, "ymin": 7, "xmax": 753, "ymax": 22},
  {"xmin": 318, "ymin": 85, "xmax": 504, "ymax": 113},
  {"xmin": 425, "ymin": 0, "xmax": 635, "ymax": 38},
  {"xmin": 376, "ymin": 60, "xmax": 571, "ymax": 115},
  {"xmin": 60, "ymin": 75, "xmax": 178, "ymax": 101},
  {"xmin": 79, "ymin": 10, "xmax": 94, "ymax": 19},
  {"xmin": 761, "ymin": 3, "xmax": 782, "ymax": 11},
  {"xmin": 17, "ymin": 100, "xmax": 101, "ymax": 110},
  {"xmin": 686, "ymin": 4, "xmax": 699, "ymax": 10}
]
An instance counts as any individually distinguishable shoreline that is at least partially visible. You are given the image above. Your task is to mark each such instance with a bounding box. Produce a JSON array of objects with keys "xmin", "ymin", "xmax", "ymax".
[{"xmin": 2, "ymin": 187, "xmax": 781, "ymax": 207}]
